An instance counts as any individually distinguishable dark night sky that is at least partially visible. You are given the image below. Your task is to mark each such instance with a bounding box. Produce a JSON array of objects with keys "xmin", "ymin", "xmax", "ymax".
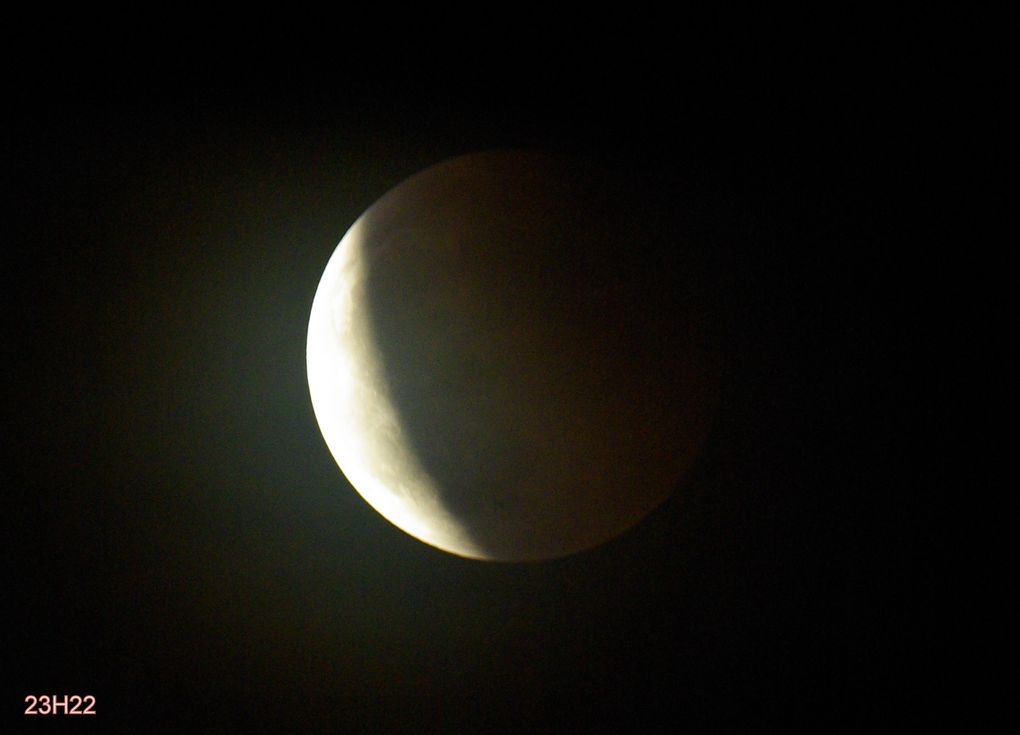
[{"xmin": 5, "ymin": 29, "xmax": 949, "ymax": 731}]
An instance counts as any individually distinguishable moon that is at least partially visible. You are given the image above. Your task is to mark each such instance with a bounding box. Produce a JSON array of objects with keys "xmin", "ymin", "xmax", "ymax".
[{"xmin": 307, "ymin": 150, "xmax": 715, "ymax": 561}]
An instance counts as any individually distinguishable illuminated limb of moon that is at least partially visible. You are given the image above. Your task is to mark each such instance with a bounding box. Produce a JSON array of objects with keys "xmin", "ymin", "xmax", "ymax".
[{"xmin": 307, "ymin": 218, "xmax": 489, "ymax": 558}]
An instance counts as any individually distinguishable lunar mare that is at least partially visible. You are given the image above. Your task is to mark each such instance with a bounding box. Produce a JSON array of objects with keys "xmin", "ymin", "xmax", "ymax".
[{"xmin": 307, "ymin": 150, "xmax": 715, "ymax": 561}]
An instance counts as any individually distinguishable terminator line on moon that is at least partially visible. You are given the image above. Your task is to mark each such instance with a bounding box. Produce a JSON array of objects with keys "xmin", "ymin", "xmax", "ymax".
[{"xmin": 307, "ymin": 150, "xmax": 715, "ymax": 561}]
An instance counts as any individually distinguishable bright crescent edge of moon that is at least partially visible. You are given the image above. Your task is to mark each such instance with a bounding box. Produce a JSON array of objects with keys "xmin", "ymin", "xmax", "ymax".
[{"xmin": 306, "ymin": 217, "xmax": 491, "ymax": 560}]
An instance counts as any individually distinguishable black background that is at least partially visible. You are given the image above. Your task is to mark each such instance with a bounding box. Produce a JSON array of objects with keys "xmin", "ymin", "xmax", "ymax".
[{"xmin": 5, "ymin": 23, "xmax": 949, "ymax": 731}]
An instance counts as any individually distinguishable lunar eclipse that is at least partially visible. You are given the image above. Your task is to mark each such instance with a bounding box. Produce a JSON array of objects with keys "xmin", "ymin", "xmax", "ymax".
[{"xmin": 307, "ymin": 151, "xmax": 716, "ymax": 560}]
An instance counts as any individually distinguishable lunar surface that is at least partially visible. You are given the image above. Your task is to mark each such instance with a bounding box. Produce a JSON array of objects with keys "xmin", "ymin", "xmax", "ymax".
[{"xmin": 307, "ymin": 150, "xmax": 715, "ymax": 561}]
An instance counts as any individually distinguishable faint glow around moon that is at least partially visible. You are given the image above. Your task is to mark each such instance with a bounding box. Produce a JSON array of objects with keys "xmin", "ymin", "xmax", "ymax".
[{"xmin": 306, "ymin": 218, "xmax": 488, "ymax": 558}]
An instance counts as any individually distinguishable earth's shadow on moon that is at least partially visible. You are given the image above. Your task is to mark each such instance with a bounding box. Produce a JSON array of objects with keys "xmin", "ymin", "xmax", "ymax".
[{"xmin": 357, "ymin": 151, "xmax": 722, "ymax": 562}]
